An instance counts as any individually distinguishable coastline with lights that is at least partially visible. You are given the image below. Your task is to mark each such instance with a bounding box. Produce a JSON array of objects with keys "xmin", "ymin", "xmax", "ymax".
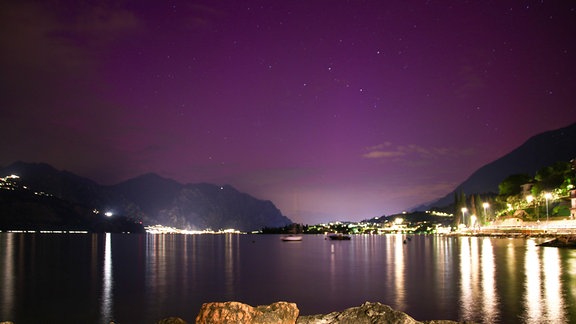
[{"xmin": 144, "ymin": 224, "xmax": 243, "ymax": 235}]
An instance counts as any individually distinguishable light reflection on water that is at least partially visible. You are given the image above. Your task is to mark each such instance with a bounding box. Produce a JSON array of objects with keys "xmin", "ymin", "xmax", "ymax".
[
  {"xmin": 481, "ymin": 238, "xmax": 498, "ymax": 323},
  {"xmin": 0, "ymin": 233, "xmax": 14, "ymax": 320},
  {"xmin": 523, "ymin": 239, "xmax": 567, "ymax": 323},
  {"xmin": 1, "ymin": 234, "xmax": 576, "ymax": 323},
  {"xmin": 460, "ymin": 237, "xmax": 473, "ymax": 320},
  {"xmin": 460, "ymin": 237, "xmax": 499, "ymax": 323},
  {"xmin": 224, "ymin": 233, "xmax": 239, "ymax": 298},
  {"xmin": 100, "ymin": 233, "xmax": 113, "ymax": 323},
  {"xmin": 543, "ymin": 246, "xmax": 564, "ymax": 322},
  {"xmin": 393, "ymin": 234, "xmax": 405, "ymax": 310}
]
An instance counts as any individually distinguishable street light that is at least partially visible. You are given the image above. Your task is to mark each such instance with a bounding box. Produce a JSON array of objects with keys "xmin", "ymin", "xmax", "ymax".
[
  {"xmin": 544, "ymin": 192, "xmax": 552, "ymax": 223},
  {"xmin": 461, "ymin": 207, "xmax": 468, "ymax": 227},
  {"xmin": 482, "ymin": 202, "xmax": 490, "ymax": 222}
]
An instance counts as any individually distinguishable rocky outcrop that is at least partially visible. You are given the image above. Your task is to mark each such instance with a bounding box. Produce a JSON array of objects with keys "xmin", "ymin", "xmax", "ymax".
[
  {"xmin": 297, "ymin": 302, "xmax": 462, "ymax": 324},
  {"xmin": 195, "ymin": 301, "xmax": 299, "ymax": 324},
  {"xmin": 189, "ymin": 301, "xmax": 464, "ymax": 324}
]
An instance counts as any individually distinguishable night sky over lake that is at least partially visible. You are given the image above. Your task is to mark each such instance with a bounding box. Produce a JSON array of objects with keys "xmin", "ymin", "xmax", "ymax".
[{"xmin": 1, "ymin": 1, "xmax": 575, "ymax": 224}]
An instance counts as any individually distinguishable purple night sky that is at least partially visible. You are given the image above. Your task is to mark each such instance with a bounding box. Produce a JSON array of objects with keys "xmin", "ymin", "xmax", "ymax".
[{"xmin": 1, "ymin": 1, "xmax": 575, "ymax": 224}]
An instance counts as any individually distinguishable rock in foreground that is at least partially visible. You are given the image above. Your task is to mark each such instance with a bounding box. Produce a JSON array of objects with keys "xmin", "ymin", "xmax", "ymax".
[
  {"xmin": 195, "ymin": 301, "xmax": 299, "ymax": 324},
  {"xmin": 298, "ymin": 302, "xmax": 461, "ymax": 324},
  {"xmin": 190, "ymin": 301, "xmax": 464, "ymax": 324}
]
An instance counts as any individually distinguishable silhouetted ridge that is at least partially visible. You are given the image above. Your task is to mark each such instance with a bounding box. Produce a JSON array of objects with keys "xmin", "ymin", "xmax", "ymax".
[
  {"xmin": 0, "ymin": 162, "xmax": 292, "ymax": 231},
  {"xmin": 416, "ymin": 122, "xmax": 576, "ymax": 210}
]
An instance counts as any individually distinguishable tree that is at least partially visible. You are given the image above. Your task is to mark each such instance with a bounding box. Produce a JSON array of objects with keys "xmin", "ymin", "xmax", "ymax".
[
  {"xmin": 453, "ymin": 190, "xmax": 466, "ymax": 226},
  {"xmin": 453, "ymin": 192, "xmax": 460, "ymax": 225},
  {"xmin": 498, "ymin": 174, "xmax": 532, "ymax": 196},
  {"xmin": 474, "ymin": 194, "xmax": 485, "ymax": 224},
  {"xmin": 532, "ymin": 161, "xmax": 574, "ymax": 195},
  {"xmin": 470, "ymin": 194, "xmax": 477, "ymax": 226}
]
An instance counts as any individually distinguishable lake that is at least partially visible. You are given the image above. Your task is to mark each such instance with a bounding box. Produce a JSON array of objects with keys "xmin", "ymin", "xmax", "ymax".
[{"xmin": 1, "ymin": 233, "xmax": 575, "ymax": 323}]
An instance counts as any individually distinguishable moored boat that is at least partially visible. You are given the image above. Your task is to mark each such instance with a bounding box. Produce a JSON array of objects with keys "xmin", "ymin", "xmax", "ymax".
[
  {"xmin": 281, "ymin": 234, "xmax": 303, "ymax": 241},
  {"xmin": 537, "ymin": 235, "xmax": 576, "ymax": 248}
]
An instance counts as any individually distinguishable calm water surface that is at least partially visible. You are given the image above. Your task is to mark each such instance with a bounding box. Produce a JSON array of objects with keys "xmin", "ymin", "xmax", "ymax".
[{"xmin": 1, "ymin": 233, "xmax": 575, "ymax": 323}]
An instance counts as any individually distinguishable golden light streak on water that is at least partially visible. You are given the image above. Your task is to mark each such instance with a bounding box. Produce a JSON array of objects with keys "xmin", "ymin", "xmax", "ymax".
[
  {"xmin": 524, "ymin": 240, "xmax": 542, "ymax": 322},
  {"xmin": 506, "ymin": 240, "xmax": 516, "ymax": 286},
  {"xmin": 182, "ymin": 235, "xmax": 189, "ymax": 294},
  {"xmin": 1, "ymin": 233, "xmax": 14, "ymax": 321},
  {"xmin": 385, "ymin": 235, "xmax": 394, "ymax": 298},
  {"xmin": 470, "ymin": 237, "xmax": 480, "ymax": 300},
  {"xmin": 224, "ymin": 233, "xmax": 239, "ymax": 298},
  {"xmin": 568, "ymin": 250, "xmax": 576, "ymax": 304},
  {"xmin": 460, "ymin": 237, "xmax": 473, "ymax": 319},
  {"xmin": 481, "ymin": 238, "xmax": 498, "ymax": 323},
  {"xmin": 394, "ymin": 234, "xmax": 405, "ymax": 310},
  {"xmin": 146, "ymin": 234, "xmax": 168, "ymax": 308},
  {"xmin": 433, "ymin": 235, "xmax": 452, "ymax": 315},
  {"xmin": 100, "ymin": 233, "xmax": 113, "ymax": 323},
  {"xmin": 543, "ymin": 247, "xmax": 565, "ymax": 322},
  {"xmin": 329, "ymin": 242, "xmax": 337, "ymax": 295}
]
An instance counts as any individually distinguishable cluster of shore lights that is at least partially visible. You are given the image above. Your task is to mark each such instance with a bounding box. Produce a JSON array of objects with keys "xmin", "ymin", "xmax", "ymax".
[
  {"xmin": 425, "ymin": 210, "xmax": 453, "ymax": 217},
  {"xmin": 145, "ymin": 225, "xmax": 241, "ymax": 234},
  {"xmin": 1, "ymin": 230, "xmax": 89, "ymax": 234},
  {"xmin": 0, "ymin": 174, "xmax": 20, "ymax": 189}
]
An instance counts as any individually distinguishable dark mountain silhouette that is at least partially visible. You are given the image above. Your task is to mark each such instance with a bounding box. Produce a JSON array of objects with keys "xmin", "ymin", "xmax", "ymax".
[
  {"xmin": 111, "ymin": 173, "xmax": 291, "ymax": 231},
  {"xmin": 0, "ymin": 162, "xmax": 292, "ymax": 232},
  {"xmin": 110, "ymin": 173, "xmax": 182, "ymax": 217},
  {"xmin": 0, "ymin": 163, "xmax": 144, "ymax": 232},
  {"xmin": 416, "ymin": 122, "xmax": 576, "ymax": 210}
]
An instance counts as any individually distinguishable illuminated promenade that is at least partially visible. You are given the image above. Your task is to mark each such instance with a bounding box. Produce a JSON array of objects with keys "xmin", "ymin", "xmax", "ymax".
[{"xmin": 456, "ymin": 219, "xmax": 576, "ymax": 236}]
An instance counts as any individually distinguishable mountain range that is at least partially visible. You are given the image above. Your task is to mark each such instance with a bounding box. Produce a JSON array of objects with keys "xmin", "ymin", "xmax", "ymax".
[
  {"xmin": 0, "ymin": 162, "xmax": 291, "ymax": 232},
  {"xmin": 416, "ymin": 122, "xmax": 576, "ymax": 210},
  {"xmin": 1, "ymin": 123, "xmax": 575, "ymax": 230}
]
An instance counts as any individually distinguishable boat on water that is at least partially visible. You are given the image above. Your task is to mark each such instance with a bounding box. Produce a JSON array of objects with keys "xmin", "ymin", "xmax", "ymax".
[
  {"xmin": 537, "ymin": 235, "xmax": 576, "ymax": 248},
  {"xmin": 281, "ymin": 234, "xmax": 303, "ymax": 241},
  {"xmin": 327, "ymin": 233, "xmax": 351, "ymax": 240}
]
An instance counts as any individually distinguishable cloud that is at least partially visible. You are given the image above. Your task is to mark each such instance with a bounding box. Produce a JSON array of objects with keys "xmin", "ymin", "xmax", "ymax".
[
  {"xmin": 363, "ymin": 142, "xmax": 475, "ymax": 160},
  {"xmin": 362, "ymin": 151, "xmax": 405, "ymax": 159}
]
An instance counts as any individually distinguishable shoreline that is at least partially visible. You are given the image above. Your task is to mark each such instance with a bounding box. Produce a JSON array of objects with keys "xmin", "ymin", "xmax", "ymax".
[{"xmin": 444, "ymin": 231, "xmax": 576, "ymax": 248}]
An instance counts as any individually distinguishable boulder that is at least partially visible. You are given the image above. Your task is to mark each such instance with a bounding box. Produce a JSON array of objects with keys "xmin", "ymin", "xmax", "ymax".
[
  {"xmin": 297, "ymin": 302, "xmax": 418, "ymax": 324},
  {"xmin": 195, "ymin": 301, "xmax": 299, "ymax": 324},
  {"xmin": 297, "ymin": 302, "xmax": 463, "ymax": 324}
]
